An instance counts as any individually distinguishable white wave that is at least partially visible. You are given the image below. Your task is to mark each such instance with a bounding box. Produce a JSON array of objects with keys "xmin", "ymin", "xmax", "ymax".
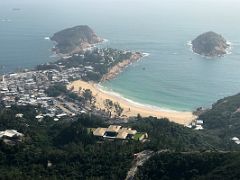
[
  {"xmin": 103, "ymin": 39, "xmax": 109, "ymax": 43},
  {"xmin": 226, "ymin": 40, "xmax": 232, "ymax": 55},
  {"xmin": 187, "ymin": 40, "xmax": 194, "ymax": 53},
  {"xmin": 187, "ymin": 40, "xmax": 192, "ymax": 47},
  {"xmin": 227, "ymin": 41, "xmax": 232, "ymax": 45},
  {"xmin": 142, "ymin": 52, "xmax": 150, "ymax": 57},
  {"xmin": 44, "ymin": 37, "xmax": 50, "ymax": 40},
  {"xmin": 96, "ymin": 83, "xmax": 183, "ymax": 113}
]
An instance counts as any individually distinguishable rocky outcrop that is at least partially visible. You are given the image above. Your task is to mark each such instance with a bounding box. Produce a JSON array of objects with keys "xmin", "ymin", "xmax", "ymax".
[
  {"xmin": 51, "ymin": 25, "xmax": 103, "ymax": 54},
  {"xmin": 191, "ymin": 31, "xmax": 230, "ymax": 57},
  {"xmin": 101, "ymin": 52, "xmax": 143, "ymax": 82},
  {"xmin": 125, "ymin": 150, "xmax": 154, "ymax": 180}
]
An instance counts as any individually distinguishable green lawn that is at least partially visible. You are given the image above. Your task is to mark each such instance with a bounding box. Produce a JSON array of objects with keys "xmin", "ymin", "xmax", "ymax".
[{"xmin": 133, "ymin": 133, "xmax": 144, "ymax": 140}]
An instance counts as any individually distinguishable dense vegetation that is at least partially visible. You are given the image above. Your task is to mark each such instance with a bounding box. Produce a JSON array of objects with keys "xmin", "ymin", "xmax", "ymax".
[
  {"xmin": 51, "ymin": 25, "xmax": 102, "ymax": 54},
  {"xmin": 135, "ymin": 151, "xmax": 240, "ymax": 180},
  {"xmin": 0, "ymin": 106, "xmax": 133, "ymax": 179},
  {"xmin": 2, "ymin": 91, "xmax": 240, "ymax": 179},
  {"xmin": 199, "ymin": 93, "xmax": 240, "ymax": 147},
  {"xmin": 45, "ymin": 83, "xmax": 93, "ymax": 104},
  {"xmin": 0, "ymin": 105, "xmax": 229, "ymax": 179},
  {"xmin": 200, "ymin": 93, "xmax": 240, "ymax": 129},
  {"xmin": 128, "ymin": 117, "xmax": 223, "ymax": 151},
  {"xmin": 45, "ymin": 83, "xmax": 68, "ymax": 97}
]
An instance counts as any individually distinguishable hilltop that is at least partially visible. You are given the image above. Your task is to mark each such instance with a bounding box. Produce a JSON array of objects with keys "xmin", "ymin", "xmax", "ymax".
[
  {"xmin": 191, "ymin": 31, "xmax": 229, "ymax": 57},
  {"xmin": 51, "ymin": 25, "xmax": 103, "ymax": 54},
  {"xmin": 199, "ymin": 93, "xmax": 240, "ymax": 145}
]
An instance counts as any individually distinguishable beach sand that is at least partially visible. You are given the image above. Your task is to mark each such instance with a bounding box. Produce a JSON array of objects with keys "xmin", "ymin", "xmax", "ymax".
[{"xmin": 68, "ymin": 80, "xmax": 197, "ymax": 125}]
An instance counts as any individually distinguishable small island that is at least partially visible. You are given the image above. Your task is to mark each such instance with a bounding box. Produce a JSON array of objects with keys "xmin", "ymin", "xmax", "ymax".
[
  {"xmin": 191, "ymin": 31, "xmax": 230, "ymax": 57},
  {"xmin": 51, "ymin": 25, "xmax": 103, "ymax": 55}
]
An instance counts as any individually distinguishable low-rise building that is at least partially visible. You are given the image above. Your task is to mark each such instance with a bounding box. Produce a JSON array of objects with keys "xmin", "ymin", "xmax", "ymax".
[
  {"xmin": 0, "ymin": 129, "xmax": 24, "ymax": 145},
  {"xmin": 93, "ymin": 128, "xmax": 107, "ymax": 137},
  {"xmin": 92, "ymin": 125, "xmax": 147, "ymax": 141},
  {"xmin": 0, "ymin": 130, "xmax": 24, "ymax": 138},
  {"xmin": 232, "ymin": 137, "xmax": 240, "ymax": 144}
]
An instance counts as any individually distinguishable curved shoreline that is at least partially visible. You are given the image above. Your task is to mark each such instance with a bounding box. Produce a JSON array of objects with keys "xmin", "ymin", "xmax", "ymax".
[
  {"xmin": 68, "ymin": 80, "xmax": 197, "ymax": 125},
  {"xmin": 97, "ymin": 83, "xmax": 186, "ymax": 113}
]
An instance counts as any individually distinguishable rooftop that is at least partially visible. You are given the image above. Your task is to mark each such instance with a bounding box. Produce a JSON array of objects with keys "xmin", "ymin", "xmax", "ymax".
[
  {"xmin": 92, "ymin": 125, "xmax": 147, "ymax": 141},
  {"xmin": 0, "ymin": 130, "xmax": 24, "ymax": 138},
  {"xmin": 93, "ymin": 128, "xmax": 107, "ymax": 137},
  {"xmin": 106, "ymin": 125, "xmax": 121, "ymax": 133}
]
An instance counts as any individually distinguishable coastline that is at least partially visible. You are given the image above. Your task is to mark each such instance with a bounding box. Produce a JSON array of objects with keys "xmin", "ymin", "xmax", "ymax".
[
  {"xmin": 68, "ymin": 80, "xmax": 196, "ymax": 125},
  {"xmin": 101, "ymin": 52, "xmax": 144, "ymax": 82},
  {"xmin": 49, "ymin": 30, "xmax": 196, "ymax": 125}
]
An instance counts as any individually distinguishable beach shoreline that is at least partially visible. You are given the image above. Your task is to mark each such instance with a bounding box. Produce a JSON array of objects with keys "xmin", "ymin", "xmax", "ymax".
[{"xmin": 68, "ymin": 80, "xmax": 197, "ymax": 125}]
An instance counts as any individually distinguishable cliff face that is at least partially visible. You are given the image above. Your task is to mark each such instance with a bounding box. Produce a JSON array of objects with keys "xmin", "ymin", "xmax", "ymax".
[
  {"xmin": 51, "ymin": 25, "xmax": 103, "ymax": 54},
  {"xmin": 191, "ymin": 31, "xmax": 229, "ymax": 57}
]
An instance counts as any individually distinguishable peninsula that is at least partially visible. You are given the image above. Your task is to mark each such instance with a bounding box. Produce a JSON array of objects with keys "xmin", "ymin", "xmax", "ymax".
[
  {"xmin": 51, "ymin": 25, "xmax": 103, "ymax": 55},
  {"xmin": 191, "ymin": 31, "xmax": 230, "ymax": 57}
]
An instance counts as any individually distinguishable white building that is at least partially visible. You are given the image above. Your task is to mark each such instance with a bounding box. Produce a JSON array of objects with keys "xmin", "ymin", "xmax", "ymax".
[{"xmin": 0, "ymin": 130, "xmax": 24, "ymax": 139}]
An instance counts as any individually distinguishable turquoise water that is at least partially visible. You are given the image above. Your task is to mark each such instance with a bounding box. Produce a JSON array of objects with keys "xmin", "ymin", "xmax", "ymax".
[{"xmin": 1, "ymin": 0, "xmax": 240, "ymax": 111}]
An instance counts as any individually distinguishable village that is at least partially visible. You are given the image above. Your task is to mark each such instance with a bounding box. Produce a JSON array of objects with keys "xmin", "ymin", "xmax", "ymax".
[
  {"xmin": 0, "ymin": 48, "xmax": 145, "ymax": 144},
  {"xmin": 0, "ymin": 48, "xmax": 134, "ymax": 121},
  {"xmin": 0, "ymin": 67, "xmax": 86, "ymax": 121}
]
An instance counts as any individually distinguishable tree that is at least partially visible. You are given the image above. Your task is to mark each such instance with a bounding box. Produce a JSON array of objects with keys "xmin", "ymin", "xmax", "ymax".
[
  {"xmin": 114, "ymin": 102, "xmax": 123, "ymax": 116},
  {"xmin": 83, "ymin": 89, "xmax": 93, "ymax": 104}
]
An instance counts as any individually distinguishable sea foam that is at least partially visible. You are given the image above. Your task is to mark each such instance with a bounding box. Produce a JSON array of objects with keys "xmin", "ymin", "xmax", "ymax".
[
  {"xmin": 226, "ymin": 41, "xmax": 232, "ymax": 55},
  {"xmin": 142, "ymin": 52, "xmax": 150, "ymax": 57},
  {"xmin": 44, "ymin": 37, "xmax": 50, "ymax": 40}
]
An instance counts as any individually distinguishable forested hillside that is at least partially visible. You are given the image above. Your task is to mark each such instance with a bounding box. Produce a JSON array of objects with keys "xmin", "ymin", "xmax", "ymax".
[
  {"xmin": 135, "ymin": 151, "xmax": 240, "ymax": 180},
  {"xmin": 199, "ymin": 93, "xmax": 240, "ymax": 148},
  {"xmin": 0, "ymin": 105, "xmax": 228, "ymax": 179}
]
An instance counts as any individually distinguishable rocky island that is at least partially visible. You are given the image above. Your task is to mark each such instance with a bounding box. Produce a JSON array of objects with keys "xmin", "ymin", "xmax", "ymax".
[
  {"xmin": 51, "ymin": 25, "xmax": 103, "ymax": 55},
  {"xmin": 191, "ymin": 31, "xmax": 230, "ymax": 57}
]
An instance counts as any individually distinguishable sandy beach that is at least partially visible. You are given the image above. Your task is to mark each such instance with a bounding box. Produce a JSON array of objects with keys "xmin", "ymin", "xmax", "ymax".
[{"xmin": 68, "ymin": 80, "xmax": 196, "ymax": 125}]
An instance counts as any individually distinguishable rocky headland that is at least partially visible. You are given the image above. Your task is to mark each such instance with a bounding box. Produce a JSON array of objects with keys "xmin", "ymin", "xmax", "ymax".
[
  {"xmin": 101, "ymin": 52, "xmax": 143, "ymax": 82},
  {"xmin": 51, "ymin": 25, "xmax": 103, "ymax": 55}
]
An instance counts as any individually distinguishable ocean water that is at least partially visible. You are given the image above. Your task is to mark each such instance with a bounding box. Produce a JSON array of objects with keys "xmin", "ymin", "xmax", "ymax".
[{"xmin": 1, "ymin": 0, "xmax": 240, "ymax": 111}]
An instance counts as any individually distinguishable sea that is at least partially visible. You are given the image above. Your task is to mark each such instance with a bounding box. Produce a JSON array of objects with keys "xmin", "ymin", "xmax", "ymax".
[{"xmin": 1, "ymin": 0, "xmax": 240, "ymax": 111}]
